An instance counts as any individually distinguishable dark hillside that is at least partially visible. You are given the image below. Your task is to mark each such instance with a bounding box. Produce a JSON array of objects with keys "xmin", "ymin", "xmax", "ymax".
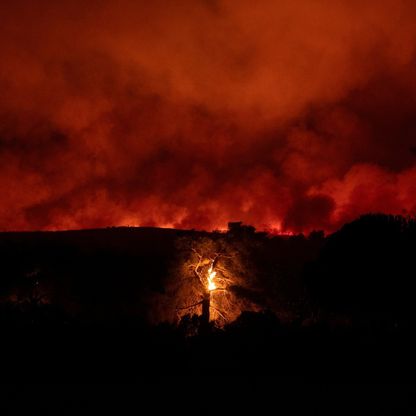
[{"xmin": 0, "ymin": 226, "xmax": 322, "ymax": 324}]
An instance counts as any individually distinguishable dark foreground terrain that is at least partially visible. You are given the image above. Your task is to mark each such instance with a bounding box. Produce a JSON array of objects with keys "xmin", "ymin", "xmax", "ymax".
[
  {"xmin": 3, "ymin": 316, "xmax": 416, "ymax": 382},
  {"xmin": 0, "ymin": 214, "xmax": 416, "ymax": 382}
]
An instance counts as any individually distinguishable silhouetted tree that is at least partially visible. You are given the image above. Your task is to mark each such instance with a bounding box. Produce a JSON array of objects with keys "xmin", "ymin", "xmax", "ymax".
[{"xmin": 171, "ymin": 235, "xmax": 257, "ymax": 333}]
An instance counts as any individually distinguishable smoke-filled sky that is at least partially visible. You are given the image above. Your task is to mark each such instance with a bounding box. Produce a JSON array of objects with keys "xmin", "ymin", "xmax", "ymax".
[{"xmin": 1, "ymin": 0, "xmax": 416, "ymax": 233}]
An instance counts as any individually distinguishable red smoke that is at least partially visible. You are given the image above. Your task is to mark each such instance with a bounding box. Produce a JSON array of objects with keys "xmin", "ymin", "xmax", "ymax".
[{"xmin": 1, "ymin": 0, "xmax": 416, "ymax": 233}]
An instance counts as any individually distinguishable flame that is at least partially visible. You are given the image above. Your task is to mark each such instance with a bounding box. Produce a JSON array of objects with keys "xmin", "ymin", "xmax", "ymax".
[{"xmin": 207, "ymin": 264, "xmax": 217, "ymax": 291}]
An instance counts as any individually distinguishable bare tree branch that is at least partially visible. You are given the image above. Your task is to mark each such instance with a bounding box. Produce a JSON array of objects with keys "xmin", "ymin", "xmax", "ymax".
[
  {"xmin": 190, "ymin": 249, "xmax": 207, "ymax": 288},
  {"xmin": 212, "ymin": 251, "xmax": 234, "ymax": 259},
  {"xmin": 215, "ymin": 275, "xmax": 235, "ymax": 284},
  {"xmin": 210, "ymin": 305, "xmax": 227, "ymax": 320},
  {"xmin": 191, "ymin": 247, "xmax": 203, "ymax": 260},
  {"xmin": 176, "ymin": 300, "xmax": 203, "ymax": 310}
]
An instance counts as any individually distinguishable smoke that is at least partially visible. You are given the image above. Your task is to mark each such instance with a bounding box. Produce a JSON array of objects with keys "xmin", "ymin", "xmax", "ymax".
[{"xmin": 1, "ymin": 0, "xmax": 416, "ymax": 233}]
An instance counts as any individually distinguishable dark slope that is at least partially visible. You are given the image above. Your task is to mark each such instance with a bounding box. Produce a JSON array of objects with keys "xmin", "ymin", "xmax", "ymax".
[{"xmin": 0, "ymin": 227, "xmax": 202, "ymax": 322}]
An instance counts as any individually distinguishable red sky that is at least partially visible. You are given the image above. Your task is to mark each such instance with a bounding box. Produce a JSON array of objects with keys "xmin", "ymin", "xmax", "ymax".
[{"xmin": 1, "ymin": 0, "xmax": 416, "ymax": 233}]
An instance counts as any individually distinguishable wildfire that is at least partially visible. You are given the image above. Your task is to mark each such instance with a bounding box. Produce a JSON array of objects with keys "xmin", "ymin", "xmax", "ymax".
[{"xmin": 207, "ymin": 264, "xmax": 217, "ymax": 291}]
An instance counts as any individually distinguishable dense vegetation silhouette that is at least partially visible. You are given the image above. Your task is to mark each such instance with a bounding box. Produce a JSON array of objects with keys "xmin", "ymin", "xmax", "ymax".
[
  {"xmin": 306, "ymin": 214, "xmax": 416, "ymax": 327},
  {"xmin": 0, "ymin": 214, "xmax": 415, "ymax": 380}
]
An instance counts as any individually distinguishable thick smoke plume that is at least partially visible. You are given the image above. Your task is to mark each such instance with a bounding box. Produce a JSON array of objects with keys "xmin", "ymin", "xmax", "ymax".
[{"xmin": 1, "ymin": 0, "xmax": 416, "ymax": 233}]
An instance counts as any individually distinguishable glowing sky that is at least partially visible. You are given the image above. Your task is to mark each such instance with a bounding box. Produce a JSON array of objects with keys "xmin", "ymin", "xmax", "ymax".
[{"xmin": 1, "ymin": 0, "xmax": 416, "ymax": 232}]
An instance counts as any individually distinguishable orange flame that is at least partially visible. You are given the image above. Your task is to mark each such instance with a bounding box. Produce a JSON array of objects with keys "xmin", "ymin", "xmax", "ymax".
[{"xmin": 207, "ymin": 264, "xmax": 217, "ymax": 291}]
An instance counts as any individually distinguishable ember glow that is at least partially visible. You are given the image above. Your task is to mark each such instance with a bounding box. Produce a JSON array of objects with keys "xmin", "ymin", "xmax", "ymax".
[
  {"xmin": 2, "ymin": 1, "xmax": 416, "ymax": 233},
  {"xmin": 207, "ymin": 264, "xmax": 217, "ymax": 292}
]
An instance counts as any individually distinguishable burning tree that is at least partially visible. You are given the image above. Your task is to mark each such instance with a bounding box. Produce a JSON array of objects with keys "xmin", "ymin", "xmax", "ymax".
[{"xmin": 172, "ymin": 235, "xmax": 255, "ymax": 332}]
